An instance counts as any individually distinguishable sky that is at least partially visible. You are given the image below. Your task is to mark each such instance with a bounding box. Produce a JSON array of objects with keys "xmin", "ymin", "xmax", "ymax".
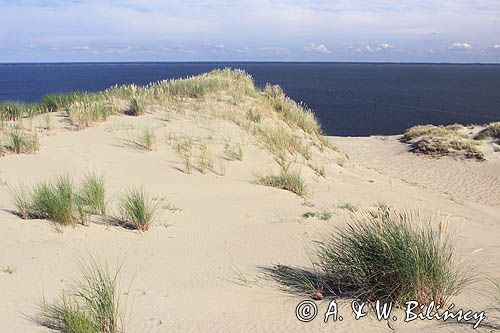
[{"xmin": 1, "ymin": 0, "xmax": 500, "ymax": 63}]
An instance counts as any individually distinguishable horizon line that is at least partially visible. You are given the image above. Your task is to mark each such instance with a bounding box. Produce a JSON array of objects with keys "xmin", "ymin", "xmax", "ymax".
[{"xmin": 1, "ymin": 61, "xmax": 500, "ymax": 66}]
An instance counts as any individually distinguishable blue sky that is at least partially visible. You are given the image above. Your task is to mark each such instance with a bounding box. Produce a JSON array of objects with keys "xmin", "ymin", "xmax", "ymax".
[{"xmin": 1, "ymin": 0, "xmax": 500, "ymax": 62}]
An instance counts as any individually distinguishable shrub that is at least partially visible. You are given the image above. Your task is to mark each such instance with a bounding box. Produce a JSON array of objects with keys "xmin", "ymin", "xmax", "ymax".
[
  {"xmin": 116, "ymin": 188, "xmax": 157, "ymax": 231},
  {"xmin": 31, "ymin": 175, "xmax": 78, "ymax": 226},
  {"xmin": 39, "ymin": 259, "xmax": 123, "ymax": 333},
  {"xmin": 315, "ymin": 207, "xmax": 468, "ymax": 305}
]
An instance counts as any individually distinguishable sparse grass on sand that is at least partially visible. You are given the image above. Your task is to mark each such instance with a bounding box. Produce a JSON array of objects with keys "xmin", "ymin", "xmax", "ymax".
[
  {"xmin": 269, "ymin": 206, "xmax": 469, "ymax": 306},
  {"xmin": 7, "ymin": 126, "xmax": 40, "ymax": 154},
  {"xmin": 31, "ymin": 175, "xmax": 78, "ymax": 226},
  {"xmin": 402, "ymin": 123, "xmax": 490, "ymax": 160},
  {"xmin": 255, "ymin": 156, "xmax": 308, "ymax": 197},
  {"xmin": 38, "ymin": 258, "xmax": 124, "ymax": 333},
  {"xmin": 9, "ymin": 173, "xmax": 108, "ymax": 227},
  {"xmin": 141, "ymin": 128, "xmax": 156, "ymax": 151},
  {"xmin": 0, "ymin": 69, "xmax": 332, "ymax": 175},
  {"xmin": 78, "ymin": 172, "xmax": 107, "ymax": 217},
  {"xmin": 223, "ymin": 143, "xmax": 243, "ymax": 161},
  {"xmin": 115, "ymin": 187, "xmax": 158, "ymax": 232}
]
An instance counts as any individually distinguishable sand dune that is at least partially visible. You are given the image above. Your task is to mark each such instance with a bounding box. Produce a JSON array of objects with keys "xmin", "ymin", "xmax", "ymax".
[{"xmin": 0, "ymin": 75, "xmax": 499, "ymax": 332}]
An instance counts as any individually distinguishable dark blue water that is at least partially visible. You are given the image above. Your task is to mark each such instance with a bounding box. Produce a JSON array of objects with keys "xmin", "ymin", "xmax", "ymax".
[{"xmin": 1, "ymin": 62, "xmax": 499, "ymax": 136}]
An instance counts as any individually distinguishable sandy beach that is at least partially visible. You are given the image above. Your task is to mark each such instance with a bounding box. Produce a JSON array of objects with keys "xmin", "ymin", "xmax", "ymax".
[{"xmin": 0, "ymin": 72, "xmax": 499, "ymax": 332}]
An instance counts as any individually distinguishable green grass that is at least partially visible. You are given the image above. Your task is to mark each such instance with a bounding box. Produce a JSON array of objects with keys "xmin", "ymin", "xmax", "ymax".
[
  {"xmin": 116, "ymin": 187, "xmax": 158, "ymax": 231},
  {"xmin": 39, "ymin": 259, "xmax": 123, "ymax": 333},
  {"xmin": 9, "ymin": 173, "xmax": 108, "ymax": 227},
  {"xmin": 173, "ymin": 137, "xmax": 194, "ymax": 174},
  {"xmin": 0, "ymin": 101, "xmax": 30, "ymax": 120},
  {"xmin": 141, "ymin": 128, "xmax": 156, "ymax": 151},
  {"xmin": 255, "ymin": 157, "xmax": 308, "ymax": 197},
  {"xmin": 78, "ymin": 172, "xmax": 107, "ymax": 216},
  {"xmin": 128, "ymin": 98, "xmax": 145, "ymax": 116},
  {"xmin": 9, "ymin": 184, "xmax": 32, "ymax": 219},
  {"xmin": 314, "ymin": 207, "xmax": 468, "ymax": 305},
  {"xmin": 66, "ymin": 101, "xmax": 110, "ymax": 129},
  {"xmin": 32, "ymin": 175, "xmax": 78, "ymax": 226},
  {"xmin": 196, "ymin": 144, "xmax": 214, "ymax": 173},
  {"xmin": 338, "ymin": 202, "xmax": 358, "ymax": 213},
  {"xmin": 7, "ymin": 126, "xmax": 40, "ymax": 154}
]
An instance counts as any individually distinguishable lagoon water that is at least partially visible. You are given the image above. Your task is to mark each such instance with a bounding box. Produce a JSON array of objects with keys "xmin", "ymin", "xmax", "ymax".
[{"xmin": 0, "ymin": 62, "xmax": 499, "ymax": 136}]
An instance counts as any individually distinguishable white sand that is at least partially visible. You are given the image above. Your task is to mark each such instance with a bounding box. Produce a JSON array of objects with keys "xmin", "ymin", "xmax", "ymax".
[{"xmin": 0, "ymin": 111, "xmax": 498, "ymax": 332}]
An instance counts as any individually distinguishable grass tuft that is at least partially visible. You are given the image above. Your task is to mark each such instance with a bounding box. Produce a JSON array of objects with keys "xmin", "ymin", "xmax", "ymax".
[
  {"xmin": 32, "ymin": 175, "xmax": 78, "ymax": 226},
  {"xmin": 116, "ymin": 187, "xmax": 158, "ymax": 232},
  {"xmin": 314, "ymin": 206, "xmax": 468, "ymax": 305},
  {"xmin": 39, "ymin": 258, "xmax": 124, "ymax": 333},
  {"xmin": 223, "ymin": 143, "xmax": 243, "ymax": 161},
  {"xmin": 78, "ymin": 172, "xmax": 107, "ymax": 217},
  {"xmin": 255, "ymin": 157, "xmax": 308, "ymax": 197}
]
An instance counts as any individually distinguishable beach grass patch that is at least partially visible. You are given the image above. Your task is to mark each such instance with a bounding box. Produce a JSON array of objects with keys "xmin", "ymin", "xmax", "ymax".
[{"xmin": 116, "ymin": 187, "xmax": 158, "ymax": 231}]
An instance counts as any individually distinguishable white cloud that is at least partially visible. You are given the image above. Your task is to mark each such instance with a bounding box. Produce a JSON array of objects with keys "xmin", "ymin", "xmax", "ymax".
[
  {"xmin": 493, "ymin": 44, "xmax": 500, "ymax": 49},
  {"xmin": 304, "ymin": 43, "xmax": 331, "ymax": 54},
  {"xmin": 72, "ymin": 45, "xmax": 90, "ymax": 51},
  {"xmin": 377, "ymin": 43, "xmax": 395, "ymax": 51},
  {"xmin": 448, "ymin": 42, "xmax": 472, "ymax": 50}
]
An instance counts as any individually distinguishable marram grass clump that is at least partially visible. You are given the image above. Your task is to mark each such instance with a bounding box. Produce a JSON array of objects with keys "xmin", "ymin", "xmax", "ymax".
[
  {"xmin": 115, "ymin": 187, "xmax": 158, "ymax": 232},
  {"xmin": 38, "ymin": 259, "xmax": 124, "ymax": 333},
  {"xmin": 9, "ymin": 173, "xmax": 108, "ymax": 227},
  {"xmin": 401, "ymin": 123, "xmax": 496, "ymax": 160},
  {"xmin": 255, "ymin": 157, "xmax": 308, "ymax": 197},
  {"xmin": 314, "ymin": 206, "xmax": 468, "ymax": 305}
]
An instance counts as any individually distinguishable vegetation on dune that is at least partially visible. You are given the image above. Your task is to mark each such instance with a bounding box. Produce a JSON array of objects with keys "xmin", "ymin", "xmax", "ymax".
[
  {"xmin": 115, "ymin": 187, "xmax": 158, "ymax": 232},
  {"xmin": 0, "ymin": 69, "xmax": 330, "ymax": 170},
  {"xmin": 255, "ymin": 156, "xmax": 308, "ymax": 197},
  {"xmin": 9, "ymin": 173, "xmax": 108, "ymax": 227},
  {"xmin": 474, "ymin": 121, "xmax": 500, "ymax": 143},
  {"xmin": 269, "ymin": 206, "xmax": 469, "ymax": 306},
  {"xmin": 38, "ymin": 258, "xmax": 124, "ymax": 333},
  {"xmin": 7, "ymin": 126, "xmax": 40, "ymax": 154},
  {"xmin": 402, "ymin": 123, "xmax": 487, "ymax": 160}
]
